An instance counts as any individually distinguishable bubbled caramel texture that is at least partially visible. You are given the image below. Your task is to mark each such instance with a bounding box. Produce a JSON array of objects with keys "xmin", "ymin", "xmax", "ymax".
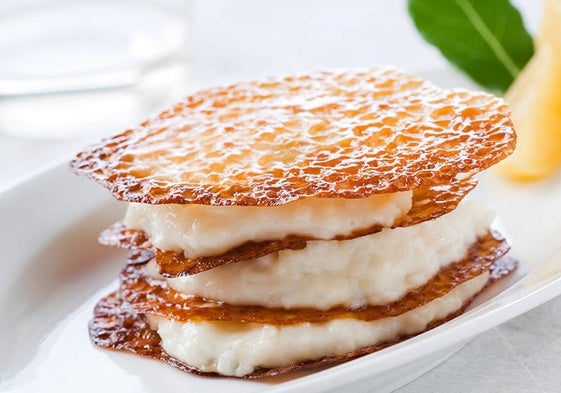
[
  {"xmin": 71, "ymin": 67, "xmax": 515, "ymax": 206},
  {"xmin": 99, "ymin": 179, "xmax": 477, "ymax": 277}
]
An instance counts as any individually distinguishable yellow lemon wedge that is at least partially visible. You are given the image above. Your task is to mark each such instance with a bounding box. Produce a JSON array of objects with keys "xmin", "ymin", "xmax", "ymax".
[
  {"xmin": 536, "ymin": 0, "xmax": 561, "ymax": 49},
  {"xmin": 497, "ymin": 0, "xmax": 561, "ymax": 181}
]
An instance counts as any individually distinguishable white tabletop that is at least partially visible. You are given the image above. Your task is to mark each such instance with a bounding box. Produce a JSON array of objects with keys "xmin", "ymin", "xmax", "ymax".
[{"xmin": 1, "ymin": 1, "xmax": 560, "ymax": 391}]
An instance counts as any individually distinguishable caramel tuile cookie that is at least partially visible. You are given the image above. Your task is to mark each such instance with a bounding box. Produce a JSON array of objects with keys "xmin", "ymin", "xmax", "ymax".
[{"xmin": 71, "ymin": 67, "xmax": 515, "ymax": 207}]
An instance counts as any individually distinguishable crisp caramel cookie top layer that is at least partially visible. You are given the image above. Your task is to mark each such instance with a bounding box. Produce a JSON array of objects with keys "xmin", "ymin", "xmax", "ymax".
[{"xmin": 71, "ymin": 67, "xmax": 516, "ymax": 206}]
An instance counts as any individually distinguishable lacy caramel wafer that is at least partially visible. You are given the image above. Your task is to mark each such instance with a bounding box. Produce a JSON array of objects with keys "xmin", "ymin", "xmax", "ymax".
[{"xmin": 71, "ymin": 67, "xmax": 515, "ymax": 206}]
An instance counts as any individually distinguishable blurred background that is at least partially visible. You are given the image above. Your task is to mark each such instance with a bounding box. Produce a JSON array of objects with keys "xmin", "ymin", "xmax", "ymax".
[{"xmin": 0, "ymin": 0, "xmax": 543, "ymax": 186}]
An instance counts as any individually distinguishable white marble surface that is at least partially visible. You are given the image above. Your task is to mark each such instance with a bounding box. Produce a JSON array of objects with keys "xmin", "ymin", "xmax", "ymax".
[{"xmin": 1, "ymin": 0, "xmax": 560, "ymax": 391}]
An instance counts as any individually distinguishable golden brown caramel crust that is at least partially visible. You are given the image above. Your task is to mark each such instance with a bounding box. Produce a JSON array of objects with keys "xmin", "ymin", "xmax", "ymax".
[
  {"xmin": 71, "ymin": 67, "xmax": 515, "ymax": 206},
  {"xmin": 99, "ymin": 179, "xmax": 477, "ymax": 277},
  {"xmin": 89, "ymin": 234, "xmax": 516, "ymax": 378}
]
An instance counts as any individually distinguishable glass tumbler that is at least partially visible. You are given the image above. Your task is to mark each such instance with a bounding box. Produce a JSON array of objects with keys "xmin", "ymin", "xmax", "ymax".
[{"xmin": 0, "ymin": 0, "xmax": 192, "ymax": 139}]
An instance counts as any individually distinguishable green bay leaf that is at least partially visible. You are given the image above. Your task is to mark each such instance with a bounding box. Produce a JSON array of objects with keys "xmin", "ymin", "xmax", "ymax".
[{"xmin": 408, "ymin": 0, "xmax": 534, "ymax": 93}]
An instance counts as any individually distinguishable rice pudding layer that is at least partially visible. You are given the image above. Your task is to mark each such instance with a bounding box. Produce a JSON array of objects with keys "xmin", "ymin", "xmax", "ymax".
[
  {"xmin": 147, "ymin": 273, "xmax": 488, "ymax": 377},
  {"xmin": 148, "ymin": 200, "xmax": 493, "ymax": 309},
  {"xmin": 124, "ymin": 191, "xmax": 413, "ymax": 258}
]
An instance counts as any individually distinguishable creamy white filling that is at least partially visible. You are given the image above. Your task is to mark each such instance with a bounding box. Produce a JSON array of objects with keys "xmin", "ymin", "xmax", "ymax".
[
  {"xmin": 124, "ymin": 191, "xmax": 413, "ymax": 258},
  {"xmin": 149, "ymin": 200, "xmax": 493, "ymax": 309},
  {"xmin": 148, "ymin": 273, "xmax": 488, "ymax": 377}
]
